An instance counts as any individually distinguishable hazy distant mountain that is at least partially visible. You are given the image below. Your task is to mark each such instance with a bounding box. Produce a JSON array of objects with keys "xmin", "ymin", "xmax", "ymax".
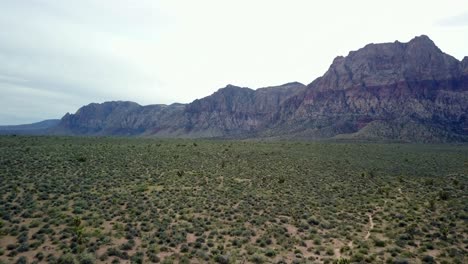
[
  {"xmin": 53, "ymin": 101, "xmax": 185, "ymax": 136},
  {"xmin": 43, "ymin": 35, "xmax": 468, "ymax": 142},
  {"xmin": 0, "ymin": 119, "xmax": 60, "ymax": 135}
]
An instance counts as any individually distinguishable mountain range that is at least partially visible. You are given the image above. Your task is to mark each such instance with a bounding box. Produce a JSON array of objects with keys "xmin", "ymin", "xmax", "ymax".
[
  {"xmin": 0, "ymin": 119, "xmax": 60, "ymax": 135},
  {"xmin": 3, "ymin": 35, "xmax": 467, "ymax": 142}
]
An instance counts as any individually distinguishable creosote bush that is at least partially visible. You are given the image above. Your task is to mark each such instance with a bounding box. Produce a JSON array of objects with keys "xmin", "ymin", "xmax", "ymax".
[{"xmin": 0, "ymin": 136, "xmax": 466, "ymax": 264}]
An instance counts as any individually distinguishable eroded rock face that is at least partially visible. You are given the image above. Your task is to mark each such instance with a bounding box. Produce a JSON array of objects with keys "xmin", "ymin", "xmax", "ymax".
[
  {"xmin": 461, "ymin": 56, "xmax": 468, "ymax": 69},
  {"xmin": 309, "ymin": 35, "xmax": 460, "ymax": 93},
  {"xmin": 182, "ymin": 82, "xmax": 306, "ymax": 137},
  {"xmin": 53, "ymin": 83, "xmax": 307, "ymax": 137},
  {"xmin": 53, "ymin": 35, "xmax": 468, "ymax": 142},
  {"xmin": 54, "ymin": 102, "xmax": 185, "ymax": 136},
  {"xmin": 282, "ymin": 35, "xmax": 468, "ymax": 142}
]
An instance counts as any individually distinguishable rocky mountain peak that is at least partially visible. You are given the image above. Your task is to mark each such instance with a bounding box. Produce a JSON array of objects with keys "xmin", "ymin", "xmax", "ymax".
[
  {"xmin": 408, "ymin": 34, "xmax": 437, "ymax": 47},
  {"xmin": 331, "ymin": 55, "xmax": 345, "ymax": 64},
  {"xmin": 310, "ymin": 35, "xmax": 460, "ymax": 92},
  {"xmin": 75, "ymin": 101, "xmax": 140, "ymax": 117},
  {"xmin": 50, "ymin": 35, "xmax": 467, "ymax": 142},
  {"xmin": 462, "ymin": 56, "xmax": 468, "ymax": 73}
]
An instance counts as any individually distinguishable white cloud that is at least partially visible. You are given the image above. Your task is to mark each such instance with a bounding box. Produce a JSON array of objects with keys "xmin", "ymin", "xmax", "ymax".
[
  {"xmin": 0, "ymin": 0, "xmax": 467, "ymax": 124},
  {"xmin": 437, "ymin": 12, "xmax": 468, "ymax": 27}
]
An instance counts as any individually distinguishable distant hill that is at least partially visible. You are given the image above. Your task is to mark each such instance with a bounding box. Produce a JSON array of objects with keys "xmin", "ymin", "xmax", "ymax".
[
  {"xmin": 0, "ymin": 119, "xmax": 60, "ymax": 135},
  {"xmin": 15, "ymin": 35, "xmax": 468, "ymax": 142}
]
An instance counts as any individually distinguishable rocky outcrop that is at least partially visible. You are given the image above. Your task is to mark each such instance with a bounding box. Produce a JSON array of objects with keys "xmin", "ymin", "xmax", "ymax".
[
  {"xmin": 53, "ymin": 101, "xmax": 185, "ymax": 136},
  {"xmin": 51, "ymin": 35, "xmax": 468, "ymax": 142},
  {"xmin": 309, "ymin": 36, "xmax": 460, "ymax": 92},
  {"xmin": 52, "ymin": 83, "xmax": 307, "ymax": 138},
  {"xmin": 276, "ymin": 35, "xmax": 468, "ymax": 142},
  {"xmin": 181, "ymin": 82, "xmax": 306, "ymax": 137}
]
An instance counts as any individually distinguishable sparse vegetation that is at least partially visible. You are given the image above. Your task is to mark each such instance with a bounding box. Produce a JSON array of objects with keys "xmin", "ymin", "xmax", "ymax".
[{"xmin": 0, "ymin": 136, "xmax": 466, "ymax": 263}]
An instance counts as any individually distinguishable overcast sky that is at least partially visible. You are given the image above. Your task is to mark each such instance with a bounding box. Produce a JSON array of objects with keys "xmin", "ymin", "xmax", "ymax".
[{"xmin": 1, "ymin": 0, "xmax": 467, "ymax": 125}]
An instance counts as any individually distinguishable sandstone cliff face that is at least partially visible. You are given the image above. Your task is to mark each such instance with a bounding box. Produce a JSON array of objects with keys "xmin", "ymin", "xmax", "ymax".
[
  {"xmin": 461, "ymin": 57, "xmax": 468, "ymax": 77},
  {"xmin": 309, "ymin": 35, "xmax": 461, "ymax": 92},
  {"xmin": 277, "ymin": 35, "xmax": 468, "ymax": 142},
  {"xmin": 53, "ymin": 83, "xmax": 307, "ymax": 137},
  {"xmin": 181, "ymin": 82, "xmax": 306, "ymax": 137},
  {"xmin": 53, "ymin": 35, "xmax": 468, "ymax": 142}
]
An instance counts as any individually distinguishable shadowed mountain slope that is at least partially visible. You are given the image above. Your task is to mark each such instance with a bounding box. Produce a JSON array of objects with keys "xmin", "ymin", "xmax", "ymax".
[{"xmin": 50, "ymin": 35, "xmax": 468, "ymax": 142}]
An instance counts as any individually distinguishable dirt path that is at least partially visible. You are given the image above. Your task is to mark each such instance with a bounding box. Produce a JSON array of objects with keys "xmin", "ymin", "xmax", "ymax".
[
  {"xmin": 334, "ymin": 247, "xmax": 341, "ymax": 258},
  {"xmin": 364, "ymin": 213, "xmax": 374, "ymax": 240},
  {"xmin": 217, "ymin": 176, "xmax": 224, "ymax": 188},
  {"xmin": 362, "ymin": 186, "xmax": 400, "ymax": 241},
  {"xmin": 332, "ymin": 240, "xmax": 343, "ymax": 258}
]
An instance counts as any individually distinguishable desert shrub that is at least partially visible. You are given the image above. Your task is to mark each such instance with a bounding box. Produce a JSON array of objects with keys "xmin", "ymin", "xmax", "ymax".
[
  {"xmin": 424, "ymin": 179, "xmax": 434, "ymax": 186},
  {"xmin": 179, "ymin": 255, "xmax": 190, "ymax": 264},
  {"xmin": 130, "ymin": 252, "xmax": 144, "ymax": 264},
  {"xmin": 120, "ymin": 240, "xmax": 135, "ymax": 250},
  {"xmin": 214, "ymin": 255, "xmax": 229, "ymax": 264},
  {"xmin": 180, "ymin": 244, "xmax": 189, "ymax": 253},
  {"xmin": 78, "ymin": 253, "xmax": 95, "ymax": 264},
  {"xmin": 333, "ymin": 258, "xmax": 350, "ymax": 264},
  {"xmin": 374, "ymin": 239, "xmax": 386, "ymax": 247},
  {"xmin": 265, "ymin": 249, "xmax": 276, "ymax": 257},
  {"xmin": 421, "ymin": 255, "xmax": 435, "ymax": 263},
  {"xmin": 107, "ymin": 248, "xmax": 129, "ymax": 260},
  {"xmin": 147, "ymin": 253, "xmax": 160, "ymax": 263},
  {"xmin": 250, "ymin": 254, "xmax": 265, "ymax": 263},
  {"xmin": 29, "ymin": 220, "xmax": 40, "ymax": 228},
  {"xmin": 313, "ymin": 238, "xmax": 321, "ymax": 245},
  {"xmin": 17, "ymin": 242, "xmax": 29, "ymax": 252},
  {"xmin": 7, "ymin": 244, "xmax": 17, "ymax": 250},
  {"xmin": 438, "ymin": 191, "xmax": 450, "ymax": 201},
  {"xmin": 16, "ymin": 257, "xmax": 28, "ymax": 264},
  {"xmin": 58, "ymin": 253, "xmax": 77, "ymax": 264},
  {"xmin": 350, "ymin": 253, "xmax": 364, "ymax": 262},
  {"xmin": 35, "ymin": 252, "xmax": 45, "ymax": 261},
  {"xmin": 308, "ymin": 217, "xmax": 320, "ymax": 226},
  {"xmin": 46, "ymin": 254, "xmax": 57, "ymax": 263}
]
